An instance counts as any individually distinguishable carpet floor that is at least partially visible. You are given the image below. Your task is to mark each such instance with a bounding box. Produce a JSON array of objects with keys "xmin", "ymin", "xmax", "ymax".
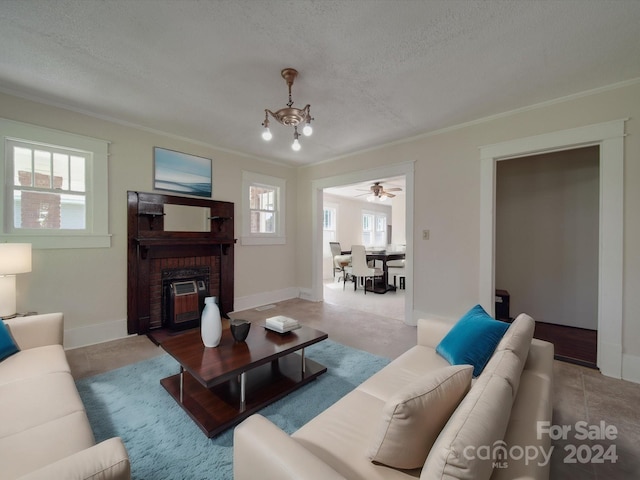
[{"xmin": 76, "ymin": 339, "xmax": 389, "ymax": 480}]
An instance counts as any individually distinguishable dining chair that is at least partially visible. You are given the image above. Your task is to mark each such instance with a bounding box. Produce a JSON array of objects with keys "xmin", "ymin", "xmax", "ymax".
[
  {"xmin": 387, "ymin": 257, "xmax": 406, "ymax": 289},
  {"xmin": 344, "ymin": 245, "xmax": 383, "ymax": 293},
  {"xmin": 329, "ymin": 242, "xmax": 351, "ymax": 280}
]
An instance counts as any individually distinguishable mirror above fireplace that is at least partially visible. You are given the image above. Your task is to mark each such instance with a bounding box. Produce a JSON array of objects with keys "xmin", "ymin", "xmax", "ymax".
[{"xmin": 164, "ymin": 204, "xmax": 210, "ymax": 232}]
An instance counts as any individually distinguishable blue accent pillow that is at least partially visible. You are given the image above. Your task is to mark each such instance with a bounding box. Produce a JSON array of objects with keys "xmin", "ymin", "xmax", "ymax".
[
  {"xmin": 0, "ymin": 321, "xmax": 20, "ymax": 362},
  {"xmin": 436, "ymin": 305, "xmax": 509, "ymax": 377}
]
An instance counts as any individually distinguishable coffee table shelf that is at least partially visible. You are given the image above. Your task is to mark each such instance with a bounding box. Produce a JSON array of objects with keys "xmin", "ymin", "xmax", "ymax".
[{"xmin": 160, "ymin": 324, "xmax": 328, "ymax": 437}]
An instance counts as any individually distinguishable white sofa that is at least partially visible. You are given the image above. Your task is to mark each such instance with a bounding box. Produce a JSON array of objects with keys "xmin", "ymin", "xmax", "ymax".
[
  {"xmin": 0, "ymin": 313, "xmax": 131, "ymax": 480},
  {"xmin": 234, "ymin": 313, "xmax": 554, "ymax": 480}
]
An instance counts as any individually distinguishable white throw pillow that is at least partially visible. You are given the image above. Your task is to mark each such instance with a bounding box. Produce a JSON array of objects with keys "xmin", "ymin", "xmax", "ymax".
[{"xmin": 368, "ymin": 364, "xmax": 473, "ymax": 469}]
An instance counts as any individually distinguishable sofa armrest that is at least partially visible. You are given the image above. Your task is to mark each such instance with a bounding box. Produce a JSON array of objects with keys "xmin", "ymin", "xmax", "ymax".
[
  {"xmin": 417, "ymin": 317, "xmax": 454, "ymax": 348},
  {"xmin": 524, "ymin": 339, "xmax": 554, "ymax": 375},
  {"xmin": 17, "ymin": 438, "xmax": 130, "ymax": 480},
  {"xmin": 3, "ymin": 313, "xmax": 64, "ymax": 350},
  {"xmin": 234, "ymin": 415, "xmax": 346, "ymax": 480}
]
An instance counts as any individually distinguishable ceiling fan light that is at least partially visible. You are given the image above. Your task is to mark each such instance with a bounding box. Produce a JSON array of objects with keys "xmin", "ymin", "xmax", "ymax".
[{"xmin": 292, "ymin": 138, "xmax": 301, "ymax": 151}]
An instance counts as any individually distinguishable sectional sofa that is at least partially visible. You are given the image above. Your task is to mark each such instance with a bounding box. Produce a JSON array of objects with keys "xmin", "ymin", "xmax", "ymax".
[
  {"xmin": 0, "ymin": 313, "xmax": 130, "ymax": 480},
  {"xmin": 234, "ymin": 311, "xmax": 554, "ymax": 480}
]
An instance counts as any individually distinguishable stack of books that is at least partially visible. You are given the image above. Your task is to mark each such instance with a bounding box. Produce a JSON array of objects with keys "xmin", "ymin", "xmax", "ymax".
[{"xmin": 265, "ymin": 315, "xmax": 300, "ymax": 333}]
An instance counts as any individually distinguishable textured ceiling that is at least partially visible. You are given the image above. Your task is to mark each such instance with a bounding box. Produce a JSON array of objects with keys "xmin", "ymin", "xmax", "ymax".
[{"xmin": 1, "ymin": 0, "xmax": 639, "ymax": 166}]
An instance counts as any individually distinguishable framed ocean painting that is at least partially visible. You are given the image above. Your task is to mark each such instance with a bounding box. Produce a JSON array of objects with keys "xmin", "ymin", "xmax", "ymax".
[{"xmin": 153, "ymin": 147, "xmax": 212, "ymax": 198}]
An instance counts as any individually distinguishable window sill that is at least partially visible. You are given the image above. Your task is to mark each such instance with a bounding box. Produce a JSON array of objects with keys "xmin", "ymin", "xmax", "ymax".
[{"xmin": 0, "ymin": 234, "xmax": 112, "ymax": 249}]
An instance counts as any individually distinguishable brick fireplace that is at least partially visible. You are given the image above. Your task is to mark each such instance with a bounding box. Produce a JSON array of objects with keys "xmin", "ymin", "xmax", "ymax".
[
  {"xmin": 151, "ymin": 260, "xmax": 216, "ymax": 330},
  {"xmin": 127, "ymin": 191, "xmax": 235, "ymax": 334}
]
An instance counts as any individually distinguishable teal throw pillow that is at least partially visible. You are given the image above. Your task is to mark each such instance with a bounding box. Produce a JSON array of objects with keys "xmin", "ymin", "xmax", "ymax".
[
  {"xmin": 0, "ymin": 321, "xmax": 20, "ymax": 362},
  {"xmin": 436, "ymin": 305, "xmax": 509, "ymax": 377}
]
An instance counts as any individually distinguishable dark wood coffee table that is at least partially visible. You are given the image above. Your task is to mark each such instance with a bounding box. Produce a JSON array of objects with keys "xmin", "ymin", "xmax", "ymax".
[{"xmin": 160, "ymin": 322, "xmax": 328, "ymax": 437}]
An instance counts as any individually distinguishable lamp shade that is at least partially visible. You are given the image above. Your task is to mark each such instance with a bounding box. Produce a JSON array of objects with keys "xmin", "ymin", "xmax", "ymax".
[{"xmin": 0, "ymin": 243, "xmax": 32, "ymax": 275}]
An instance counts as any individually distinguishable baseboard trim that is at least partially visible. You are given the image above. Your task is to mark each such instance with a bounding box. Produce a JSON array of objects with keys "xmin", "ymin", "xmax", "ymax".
[
  {"xmin": 64, "ymin": 318, "xmax": 130, "ymax": 350},
  {"xmin": 622, "ymin": 353, "xmax": 640, "ymax": 384},
  {"xmin": 232, "ymin": 287, "xmax": 301, "ymax": 313}
]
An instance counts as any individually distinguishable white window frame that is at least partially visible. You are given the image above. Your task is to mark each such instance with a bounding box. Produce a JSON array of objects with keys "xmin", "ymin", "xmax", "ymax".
[
  {"xmin": 241, "ymin": 171, "xmax": 286, "ymax": 245},
  {"xmin": 323, "ymin": 203, "xmax": 338, "ymax": 257},
  {"xmin": 0, "ymin": 118, "xmax": 111, "ymax": 249},
  {"xmin": 362, "ymin": 209, "xmax": 387, "ymax": 247}
]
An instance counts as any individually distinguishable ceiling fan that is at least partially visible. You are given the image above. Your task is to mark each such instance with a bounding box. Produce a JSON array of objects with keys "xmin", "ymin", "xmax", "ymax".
[{"xmin": 356, "ymin": 182, "xmax": 403, "ymax": 199}]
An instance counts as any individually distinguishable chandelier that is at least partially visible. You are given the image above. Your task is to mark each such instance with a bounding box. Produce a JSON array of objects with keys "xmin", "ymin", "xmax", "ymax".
[{"xmin": 261, "ymin": 68, "xmax": 313, "ymax": 151}]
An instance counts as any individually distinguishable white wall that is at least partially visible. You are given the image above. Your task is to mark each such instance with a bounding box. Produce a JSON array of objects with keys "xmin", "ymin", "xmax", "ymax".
[
  {"xmin": 390, "ymin": 195, "xmax": 406, "ymax": 245},
  {"xmin": 296, "ymin": 80, "xmax": 640, "ymax": 381},
  {"xmin": 495, "ymin": 147, "xmax": 599, "ymax": 329},
  {"xmin": 1, "ymin": 92, "xmax": 297, "ymax": 347}
]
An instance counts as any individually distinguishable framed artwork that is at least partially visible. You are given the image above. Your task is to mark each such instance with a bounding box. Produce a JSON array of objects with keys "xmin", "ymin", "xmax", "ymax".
[{"xmin": 153, "ymin": 147, "xmax": 212, "ymax": 198}]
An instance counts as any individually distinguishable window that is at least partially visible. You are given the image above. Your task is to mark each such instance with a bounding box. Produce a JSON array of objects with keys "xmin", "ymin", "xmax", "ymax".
[
  {"xmin": 323, "ymin": 206, "xmax": 337, "ymax": 240},
  {"xmin": 362, "ymin": 213, "xmax": 374, "ymax": 246},
  {"xmin": 375, "ymin": 215, "xmax": 388, "ymax": 246},
  {"xmin": 362, "ymin": 210, "xmax": 387, "ymax": 247},
  {"xmin": 241, "ymin": 171, "xmax": 286, "ymax": 245},
  {"xmin": 1, "ymin": 118, "xmax": 110, "ymax": 248},
  {"xmin": 323, "ymin": 205, "xmax": 337, "ymax": 257}
]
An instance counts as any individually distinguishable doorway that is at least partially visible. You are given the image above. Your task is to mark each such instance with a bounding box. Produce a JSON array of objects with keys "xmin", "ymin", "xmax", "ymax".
[
  {"xmin": 310, "ymin": 161, "xmax": 415, "ymax": 326},
  {"xmin": 495, "ymin": 147, "xmax": 599, "ymax": 367},
  {"xmin": 479, "ymin": 119, "xmax": 625, "ymax": 379},
  {"xmin": 322, "ymin": 177, "xmax": 406, "ymax": 322}
]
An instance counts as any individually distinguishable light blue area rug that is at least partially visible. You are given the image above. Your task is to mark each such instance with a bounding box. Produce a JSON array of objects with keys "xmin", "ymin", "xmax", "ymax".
[{"xmin": 76, "ymin": 340, "xmax": 390, "ymax": 480}]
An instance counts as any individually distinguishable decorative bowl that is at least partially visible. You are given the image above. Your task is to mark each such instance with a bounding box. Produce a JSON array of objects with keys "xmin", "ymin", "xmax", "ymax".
[{"xmin": 229, "ymin": 319, "xmax": 251, "ymax": 342}]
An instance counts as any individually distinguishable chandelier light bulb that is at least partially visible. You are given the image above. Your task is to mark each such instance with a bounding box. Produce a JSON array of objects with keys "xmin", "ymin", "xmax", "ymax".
[
  {"xmin": 262, "ymin": 126, "xmax": 272, "ymax": 141},
  {"xmin": 292, "ymin": 138, "xmax": 301, "ymax": 151},
  {"xmin": 302, "ymin": 122, "xmax": 313, "ymax": 137}
]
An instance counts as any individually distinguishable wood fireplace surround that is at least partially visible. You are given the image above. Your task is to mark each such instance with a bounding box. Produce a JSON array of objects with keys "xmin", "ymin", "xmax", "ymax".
[{"xmin": 127, "ymin": 191, "xmax": 235, "ymax": 334}]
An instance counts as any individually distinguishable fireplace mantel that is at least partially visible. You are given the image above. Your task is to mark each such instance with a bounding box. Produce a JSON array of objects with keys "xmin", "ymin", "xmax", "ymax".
[{"xmin": 127, "ymin": 191, "xmax": 235, "ymax": 334}]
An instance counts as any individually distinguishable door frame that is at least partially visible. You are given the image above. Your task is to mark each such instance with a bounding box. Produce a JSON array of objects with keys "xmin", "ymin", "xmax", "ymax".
[
  {"xmin": 310, "ymin": 161, "xmax": 415, "ymax": 325},
  {"xmin": 479, "ymin": 119, "xmax": 625, "ymax": 378}
]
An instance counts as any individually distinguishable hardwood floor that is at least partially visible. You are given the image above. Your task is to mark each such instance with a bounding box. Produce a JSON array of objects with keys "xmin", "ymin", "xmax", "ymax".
[{"xmin": 534, "ymin": 321, "xmax": 597, "ymax": 368}]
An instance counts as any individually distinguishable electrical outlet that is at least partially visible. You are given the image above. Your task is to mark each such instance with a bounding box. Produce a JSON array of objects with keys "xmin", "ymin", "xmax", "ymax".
[{"xmin": 423, "ymin": 229, "xmax": 430, "ymax": 240}]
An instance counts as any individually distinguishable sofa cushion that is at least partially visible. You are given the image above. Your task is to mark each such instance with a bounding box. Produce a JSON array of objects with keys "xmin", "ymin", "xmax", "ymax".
[
  {"xmin": 368, "ymin": 365, "xmax": 473, "ymax": 469},
  {"xmin": 293, "ymin": 389, "xmax": 420, "ymax": 479},
  {"xmin": 0, "ymin": 410, "xmax": 95, "ymax": 480},
  {"xmin": 421, "ymin": 374, "xmax": 513, "ymax": 480},
  {"xmin": 483, "ymin": 350, "xmax": 523, "ymax": 401},
  {"xmin": 357, "ymin": 345, "xmax": 450, "ymax": 402},
  {"xmin": 0, "ymin": 345, "xmax": 70, "ymax": 386},
  {"xmin": 436, "ymin": 305, "xmax": 509, "ymax": 377},
  {"xmin": 496, "ymin": 314, "xmax": 535, "ymax": 361},
  {"xmin": 0, "ymin": 372, "xmax": 86, "ymax": 438},
  {"xmin": 0, "ymin": 321, "xmax": 19, "ymax": 362}
]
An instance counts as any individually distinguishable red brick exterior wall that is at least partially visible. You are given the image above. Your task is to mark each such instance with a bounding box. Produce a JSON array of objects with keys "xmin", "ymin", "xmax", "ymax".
[{"xmin": 16, "ymin": 171, "xmax": 63, "ymax": 229}]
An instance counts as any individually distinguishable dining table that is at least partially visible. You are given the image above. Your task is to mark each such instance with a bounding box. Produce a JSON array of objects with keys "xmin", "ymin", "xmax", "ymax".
[{"xmin": 365, "ymin": 249, "xmax": 406, "ymax": 294}]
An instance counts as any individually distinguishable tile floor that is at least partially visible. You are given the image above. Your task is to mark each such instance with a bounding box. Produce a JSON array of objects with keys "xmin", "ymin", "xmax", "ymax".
[{"xmin": 67, "ymin": 298, "xmax": 640, "ymax": 479}]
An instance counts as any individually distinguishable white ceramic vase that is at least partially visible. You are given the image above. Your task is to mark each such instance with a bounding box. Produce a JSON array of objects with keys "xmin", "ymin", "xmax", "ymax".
[{"xmin": 201, "ymin": 296, "xmax": 222, "ymax": 347}]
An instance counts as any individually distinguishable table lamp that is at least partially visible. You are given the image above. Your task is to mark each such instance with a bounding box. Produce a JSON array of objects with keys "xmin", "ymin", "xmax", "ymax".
[{"xmin": 0, "ymin": 243, "xmax": 32, "ymax": 318}]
